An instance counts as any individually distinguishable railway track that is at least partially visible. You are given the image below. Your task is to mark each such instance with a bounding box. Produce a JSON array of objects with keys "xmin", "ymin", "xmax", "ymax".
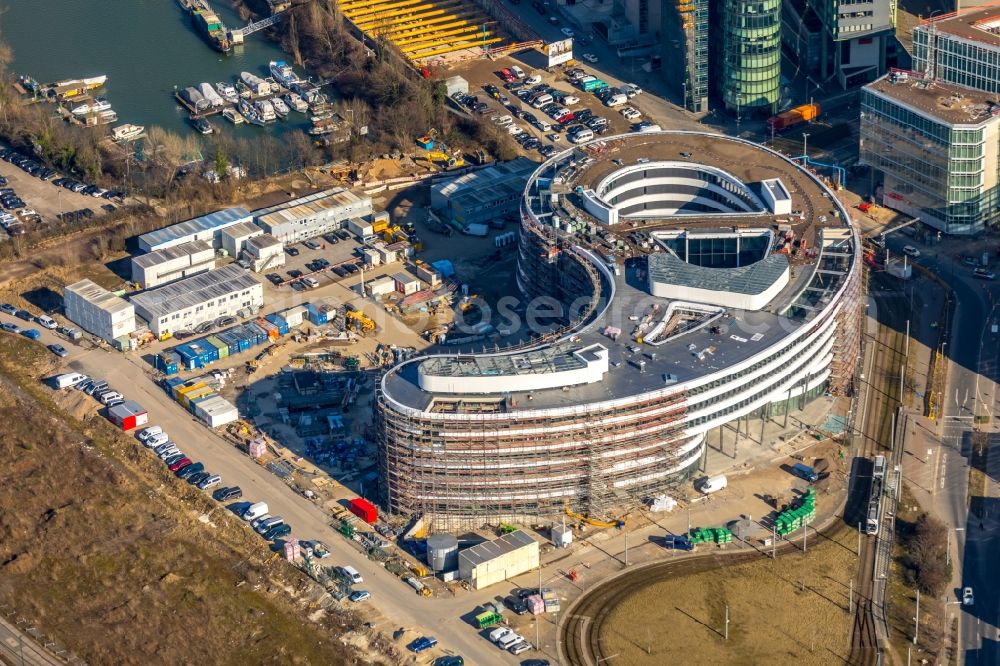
[{"xmin": 847, "ymin": 273, "xmax": 908, "ymax": 665}]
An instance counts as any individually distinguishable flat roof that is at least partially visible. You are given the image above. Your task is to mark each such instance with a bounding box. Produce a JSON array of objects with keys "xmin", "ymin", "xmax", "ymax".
[
  {"xmin": 254, "ymin": 188, "xmax": 367, "ymax": 228},
  {"xmin": 130, "ymin": 264, "xmax": 260, "ymax": 320},
  {"xmin": 246, "ymin": 234, "xmax": 282, "ymax": 250},
  {"xmin": 392, "ymin": 271, "xmax": 420, "ymax": 284},
  {"xmin": 421, "ymin": 344, "xmax": 592, "ymax": 378},
  {"xmin": 131, "ymin": 240, "xmax": 213, "ymax": 269},
  {"xmin": 922, "ymin": 6, "xmax": 1000, "ymax": 48},
  {"xmin": 219, "ymin": 221, "xmax": 264, "ymax": 239},
  {"xmin": 138, "ymin": 208, "xmax": 251, "ymax": 249},
  {"xmin": 458, "ymin": 530, "xmax": 536, "ymax": 568},
  {"xmin": 65, "ymin": 279, "xmax": 133, "ymax": 315},
  {"xmin": 864, "ymin": 72, "xmax": 1000, "ymax": 125}
]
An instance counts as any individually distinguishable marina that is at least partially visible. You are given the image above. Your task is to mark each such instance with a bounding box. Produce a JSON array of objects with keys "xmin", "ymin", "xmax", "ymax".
[{"xmin": 4, "ymin": 0, "xmax": 315, "ymax": 142}]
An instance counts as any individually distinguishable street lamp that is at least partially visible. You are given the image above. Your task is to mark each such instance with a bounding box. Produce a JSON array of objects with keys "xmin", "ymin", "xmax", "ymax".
[{"xmin": 802, "ymin": 133, "xmax": 810, "ymax": 161}]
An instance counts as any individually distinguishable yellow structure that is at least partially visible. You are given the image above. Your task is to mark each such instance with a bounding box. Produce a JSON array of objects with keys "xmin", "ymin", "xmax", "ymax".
[
  {"xmin": 564, "ymin": 500, "xmax": 626, "ymax": 529},
  {"xmin": 346, "ymin": 309, "xmax": 376, "ymax": 334},
  {"xmin": 337, "ymin": 0, "xmax": 503, "ymax": 64}
]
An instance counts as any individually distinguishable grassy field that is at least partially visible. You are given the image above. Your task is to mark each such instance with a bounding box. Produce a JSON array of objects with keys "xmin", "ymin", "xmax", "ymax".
[
  {"xmin": 599, "ymin": 527, "xmax": 857, "ymax": 665},
  {"xmin": 0, "ymin": 337, "xmax": 374, "ymax": 665}
]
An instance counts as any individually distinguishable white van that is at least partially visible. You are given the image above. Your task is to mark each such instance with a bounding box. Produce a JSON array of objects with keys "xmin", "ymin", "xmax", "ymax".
[
  {"xmin": 604, "ymin": 93, "xmax": 628, "ymax": 107},
  {"xmin": 510, "ymin": 65, "xmax": 526, "ymax": 79},
  {"xmin": 36, "ymin": 315, "xmax": 57, "ymax": 329},
  {"xmin": 525, "ymin": 74, "xmax": 542, "ymax": 85},
  {"xmin": 697, "ymin": 475, "xmax": 728, "ymax": 494},
  {"xmin": 54, "ymin": 372, "xmax": 87, "ymax": 389},
  {"xmin": 242, "ymin": 502, "xmax": 269, "ymax": 521},
  {"xmin": 498, "ymin": 632, "xmax": 524, "ymax": 649},
  {"xmin": 137, "ymin": 426, "xmax": 163, "ymax": 443},
  {"xmin": 341, "ymin": 565, "xmax": 364, "ymax": 584},
  {"xmin": 568, "ymin": 128, "xmax": 594, "ymax": 144},
  {"xmin": 531, "ymin": 94, "xmax": 554, "ymax": 109},
  {"xmin": 99, "ymin": 391, "xmax": 124, "ymax": 405}
]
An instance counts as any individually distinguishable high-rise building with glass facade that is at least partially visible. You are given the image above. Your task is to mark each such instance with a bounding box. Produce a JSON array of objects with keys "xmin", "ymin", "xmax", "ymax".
[
  {"xmin": 659, "ymin": 0, "xmax": 779, "ymax": 115},
  {"xmin": 716, "ymin": 0, "xmax": 782, "ymax": 116},
  {"xmin": 661, "ymin": 0, "xmax": 710, "ymax": 112},
  {"xmin": 860, "ymin": 72, "xmax": 1000, "ymax": 235}
]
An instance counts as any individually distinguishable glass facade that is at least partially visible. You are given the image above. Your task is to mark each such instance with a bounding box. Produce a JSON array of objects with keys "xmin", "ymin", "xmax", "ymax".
[
  {"xmin": 718, "ymin": 0, "xmax": 781, "ymax": 115},
  {"xmin": 860, "ymin": 87, "xmax": 1000, "ymax": 234},
  {"xmin": 913, "ymin": 29, "xmax": 1000, "ymax": 95},
  {"xmin": 661, "ymin": 0, "xmax": 709, "ymax": 112}
]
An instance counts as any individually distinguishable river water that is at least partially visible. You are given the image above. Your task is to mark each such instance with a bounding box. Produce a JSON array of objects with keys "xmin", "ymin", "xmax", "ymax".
[{"xmin": 2, "ymin": 0, "xmax": 309, "ymax": 139}]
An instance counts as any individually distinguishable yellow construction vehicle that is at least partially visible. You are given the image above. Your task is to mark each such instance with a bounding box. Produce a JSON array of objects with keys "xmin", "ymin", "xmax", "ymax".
[
  {"xmin": 564, "ymin": 500, "xmax": 626, "ymax": 529},
  {"xmin": 345, "ymin": 309, "xmax": 376, "ymax": 334}
]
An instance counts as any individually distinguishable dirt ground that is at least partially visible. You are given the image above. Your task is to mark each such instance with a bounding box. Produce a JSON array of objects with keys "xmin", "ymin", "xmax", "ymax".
[
  {"xmin": 599, "ymin": 525, "xmax": 857, "ymax": 666},
  {"xmin": 0, "ymin": 337, "xmax": 379, "ymax": 666}
]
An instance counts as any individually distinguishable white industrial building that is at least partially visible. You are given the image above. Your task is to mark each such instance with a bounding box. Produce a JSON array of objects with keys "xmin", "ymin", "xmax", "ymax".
[
  {"xmin": 457, "ymin": 531, "xmax": 539, "ymax": 590},
  {"xmin": 366, "ymin": 275, "xmax": 396, "ymax": 297},
  {"xmin": 137, "ymin": 208, "xmax": 253, "ymax": 253},
  {"xmin": 130, "ymin": 264, "xmax": 263, "ymax": 339},
  {"xmin": 243, "ymin": 234, "xmax": 284, "ymax": 273},
  {"xmin": 254, "ymin": 188, "xmax": 372, "ymax": 244},
  {"xmin": 64, "ymin": 279, "xmax": 136, "ymax": 345},
  {"xmin": 392, "ymin": 272, "xmax": 421, "ymax": 295},
  {"xmin": 130, "ymin": 240, "xmax": 215, "ymax": 290},
  {"xmin": 219, "ymin": 221, "xmax": 264, "ymax": 258}
]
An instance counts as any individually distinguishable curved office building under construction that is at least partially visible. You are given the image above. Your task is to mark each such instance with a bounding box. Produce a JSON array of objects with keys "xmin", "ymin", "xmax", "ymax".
[{"xmin": 377, "ymin": 132, "xmax": 864, "ymax": 529}]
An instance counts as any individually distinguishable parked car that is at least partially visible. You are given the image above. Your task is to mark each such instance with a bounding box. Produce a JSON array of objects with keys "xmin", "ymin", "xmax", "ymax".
[
  {"xmin": 285, "ymin": 246, "xmax": 300, "ymax": 256},
  {"xmin": 663, "ymin": 534, "xmax": 695, "ymax": 551},
  {"xmin": 198, "ymin": 474, "xmax": 222, "ymax": 490},
  {"xmin": 48, "ymin": 344, "xmax": 69, "ymax": 357},
  {"xmin": 303, "ymin": 239, "xmax": 321, "ymax": 250},
  {"xmin": 0, "ymin": 303, "xmax": 16, "ymax": 315},
  {"xmin": 963, "ymin": 586, "xmax": 974, "ymax": 605},
  {"xmin": 213, "ymin": 486, "xmax": 243, "ymax": 501},
  {"xmin": 409, "ymin": 637, "xmax": 438, "ymax": 653},
  {"xmin": 263, "ymin": 523, "xmax": 291, "ymax": 541},
  {"xmin": 137, "ymin": 426, "xmax": 163, "ymax": 444},
  {"xmin": 974, "ymin": 267, "xmax": 996, "ymax": 280},
  {"xmin": 169, "ymin": 457, "xmax": 193, "ymax": 472},
  {"xmin": 902, "ymin": 245, "xmax": 920, "ymax": 258},
  {"xmin": 186, "ymin": 471, "xmax": 211, "ymax": 486},
  {"xmin": 348, "ymin": 590, "xmax": 371, "ymax": 602},
  {"xmin": 504, "ymin": 595, "xmax": 528, "ymax": 614},
  {"xmin": 509, "ymin": 641, "xmax": 532, "ymax": 655}
]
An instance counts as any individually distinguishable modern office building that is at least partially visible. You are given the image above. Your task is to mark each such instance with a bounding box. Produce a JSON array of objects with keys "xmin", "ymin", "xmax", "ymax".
[
  {"xmin": 137, "ymin": 208, "xmax": 253, "ymax": 253},
  {"xmin": 130, "ymin": 264, "xmax": 263, "ymax": 338},
  {"xmin": 254, "ymin": 188, "xmax": 372, "ymax": 244},
  {"xmin": 783, "ymin": 0, "xmax": 895, "ymax": 88},
  {"xmin": 913, "ymin": 6, "xmax": 1000, "ymax": 94},
  {"xmin": 377, "ymin": 131, "xmax": 863, "ymax": 529},
  {"xmin": 64, "ymin": 279, "xmax": 136, "ymax": 345},
  {"xmin": 860, "ymin": 70, "xmax": 1000, "ymax": 235},
  {"xmin": 660, "ymin": 0, "xmax": 710, "ymax": 112},
  {"xmin": 715, "ymin": 0, "xmax": 782, "ymax": 116},
  {"xmin": 130, "ymin": 240, "xmax": 215, "ymax": 290}
]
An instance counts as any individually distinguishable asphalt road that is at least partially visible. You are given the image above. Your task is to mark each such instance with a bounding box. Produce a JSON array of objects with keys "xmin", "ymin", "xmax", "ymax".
[
  {"xmin": 5, "ymin": 325, "xmax": 519, "ymax": 666},
  {"xmin": 885, "ymin": 235, "xmax": 1000, "ymax": 663},
  {"xmin": 0, "ymin": 616, "xmax": 66, "ymax": 666}
]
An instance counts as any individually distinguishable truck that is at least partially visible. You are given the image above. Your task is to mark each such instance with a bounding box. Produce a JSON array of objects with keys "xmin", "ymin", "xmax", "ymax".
[
  {"xmin": 766, "ymin": 103, "xmax": 821, "ymax": 133},
  {"xmin": 475, "ymin": 610, "xmax": 504, "ymax": 629},
  {"xmin": 663, "ymin": 534, "xmax": 694, "ymax": 551},
  {"xmin": 582, "ymin": 78, "xmax": 609, "ymax": 92},
  {"xmin": 697, "ymin": 474, "xmax": 728, "ymax": 494},
  {"xmin": 790, "ymin": 462, "xmax": 819, "ymax": 482}
]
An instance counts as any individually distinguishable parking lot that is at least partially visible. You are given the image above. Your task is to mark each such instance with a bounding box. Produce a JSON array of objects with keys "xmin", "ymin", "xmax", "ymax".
[
  {"xmin": 0, "ymin": 147, "xmax": 124, "ymax": 239},
  {"xmin": 258, "ymin": 231, "xmax": 367, "ymax": 299}
]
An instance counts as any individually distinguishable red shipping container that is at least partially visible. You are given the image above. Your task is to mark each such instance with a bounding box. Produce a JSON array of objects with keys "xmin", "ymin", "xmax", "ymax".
[
  {"xmin": 107, "ymin": 400, "xmax": 149, "ymax": 431},
  {"xmin": 348, "ymin": 497, "xmax": 378, "ymax": 524}
]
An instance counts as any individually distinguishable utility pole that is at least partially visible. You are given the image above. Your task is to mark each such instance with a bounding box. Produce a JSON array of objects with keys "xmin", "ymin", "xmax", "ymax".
[
  {"xmin": 850, "ymin": 579, "xmax": 854, "ymax": 615},
  {"xmin": 624, "ymin": 529, "xmax": 629, "ymax": 566},
  {"xmin": 858, "ymin": 522, "xmax": 862, "ymax": 554},
  {"xmin": 913, "ymin": 589, "xmax": 920, "ymax": 645},
  {"xmin": 772, "ymin": 523, "xmax": 777, "ymax": 559},
  {"xmin": 725, "ymin": 604, "xmax": 730, "ymax": 640},
  {"xmin": 803, "ymin": 521, "xmax": 808, "ymax": 553},
  {"xmin": 802, "ymin": 133, "xmax": 810, "ymax": 161}
]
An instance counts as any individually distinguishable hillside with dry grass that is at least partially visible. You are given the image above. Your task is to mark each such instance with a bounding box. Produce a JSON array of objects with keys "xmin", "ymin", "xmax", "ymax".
[{"xmin": 0, "ymin": 338, "xmax": 372, "ymax": 665}]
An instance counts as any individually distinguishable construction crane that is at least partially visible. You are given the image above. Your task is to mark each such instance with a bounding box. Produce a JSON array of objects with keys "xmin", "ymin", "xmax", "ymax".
[{"xmin": 563, "ymin": 500, "xmax": 625, "ymax": 529}]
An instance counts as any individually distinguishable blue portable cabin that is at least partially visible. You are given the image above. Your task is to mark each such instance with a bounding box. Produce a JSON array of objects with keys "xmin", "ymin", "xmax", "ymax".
[
  {"xmin": 305, "ymin": 302, "xmax": 328, "ymax": 325},
  {"xmin": 163, "ymin": 376, "xmax": 185, "ymax": 394},
  {"xmin": 246, "ymin": 322, "xmax": 269, "ymax": 343},
  {"xmin": 191, "ymin": 338, "xmax": 220, "ymax": 364},
  {"xmin": 174, "ymin": 342, "xmax": 203, "ymax": 370},
  {"xmin": 155, "ymin": 351, "xmax": 180, "ymax": 375},
  {"xmin": 217, "ymin": 330, "xmax": 241, "ymax": 356},
  {"xmin": 264, "ymin": 313, "xmax": 289, "ymax": 336}
]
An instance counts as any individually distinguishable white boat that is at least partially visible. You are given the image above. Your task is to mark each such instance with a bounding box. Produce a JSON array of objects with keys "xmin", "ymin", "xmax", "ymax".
[
  {"xmin": 198, "ymin": 82, "xmax": 225, "ymax": 108},
  {"xmin": 284, "ymin": 92, "xmax": 308, "ymax": 113},
  {"xmin": 222, "ymin": 107, "xmax": 244, "ymax": 125},
  {"xmin": 97, "ymin": 109, "xmax": 118, "ymax": 125},
  {"xmin": 271, "ymin": 97, "xmax": 290, "ymax": 118},
  {"xmin": 240, "ymin": 71, "xmax": 271, "ymax": 96},
  {"xmin": 215, "ymin": 81, "xmax": 239, "ymax": 104},
  {"xmin": 82, "ymin": 75, "xmax": 107, "ymax": 89},
  {"xmin": 72, "ymin": 96, "xmax": 111, "ymax": 115},
  {"xmin": 111, "ymin": 123, "xmax": 145, "ymax": 142},
  {"xmin": 254, "ymin": 99, "xmax": 276, "ymax": 122},
  {"xmin": 269, "ymin": 60, "xmax": 301, "ymax": 88},
  {"xmin": 71, "ymin": 102, "xmax": 92, "ymax": 115}
]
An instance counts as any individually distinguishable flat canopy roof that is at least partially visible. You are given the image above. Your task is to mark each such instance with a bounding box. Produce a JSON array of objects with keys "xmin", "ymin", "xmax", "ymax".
[
  {"xmin": 458, "ymin": 530, "xmax": 536, "ymax": 568},
  {"xmin": 138, "ymin": 208, "xmax": 251, "ymax": 248},
  {"xmin": 648, "ymin": 252, "xmax": 790, "ymax": 296},
  {"xmin": 130, "ymin": 264, "xmax": 259, "ymax": 320},
  {"xmin": 131, "ymin": 240, "xmax": 213, "ymax": 268}
]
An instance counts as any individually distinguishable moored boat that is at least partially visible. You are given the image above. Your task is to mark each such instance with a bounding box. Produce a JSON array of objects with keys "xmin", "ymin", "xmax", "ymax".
[
  {"xmin": 198, "ymin": 82, "xmax": 225, "ymax": 107},
  {"xmin": 271, "ymin": 97, "xmax": 290, "ymax": 118},
  {"xmin": 284, "ymin": 92, "xmax": 308, "ymax": 113},
  {"xmin": 192, "ymin": 116, "xmax": 214, "ymax": 134},
  {"xmin": 239, "ymin": 99, "xmax": 265, "ymax": 126},
  {"xmin": 222, "ymin": 107, "xmax": 244, "ymax": 124},
  {"xmin": 254, "ymin": 99, "xmax": 276, "ymax": 122},
  {"xmin": 269, "ymin": 60, "xmax": 301, "ymax": 88},
  {"xmin": 215, "ymin": 81, "xmax": 239, "ymax": 104},
  {"xmin": 240, "ymin": 71, "xmax": 271, "ymax": 96},
  {"xmin": 111, "ymin": 124, "xmax": 145, "ymax": 142}
]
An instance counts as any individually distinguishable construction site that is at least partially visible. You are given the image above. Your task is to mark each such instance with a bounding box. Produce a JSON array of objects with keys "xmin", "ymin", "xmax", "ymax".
[{"xmin": 376, "ymin": 131, "xmax": 866, "ymax": 531}]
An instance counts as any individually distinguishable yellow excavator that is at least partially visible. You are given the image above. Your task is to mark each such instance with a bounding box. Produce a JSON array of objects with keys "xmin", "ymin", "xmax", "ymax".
[
  {"xmin": 564, "ymin": 500, "xmax": 626, "ymax": 529},
  {"xmin": 345, "ymin": 308, "xmax": 375, "ymax": 334}
]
